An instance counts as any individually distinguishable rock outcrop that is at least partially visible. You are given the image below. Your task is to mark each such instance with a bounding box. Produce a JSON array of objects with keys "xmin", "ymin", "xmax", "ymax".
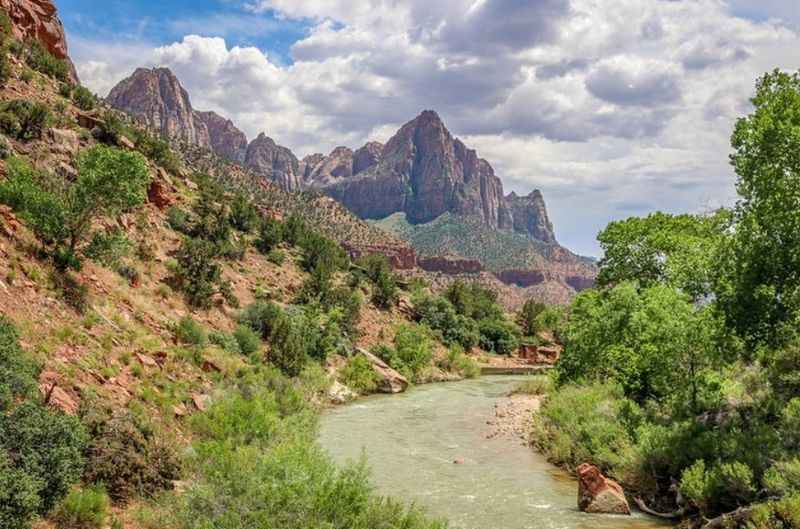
[
  {"xmin": 496, "ymin": 269, "xmax": 546, "ymax": 288},
  {"xmin": 194, "ymin": 111, "xmax": 248, "ymax": 163},
  {"xmin": 358, "ymin": 349, "xmax": 409, "ymax": 394},
  {"xmin": 244, "ymin": 133, "xmax": 302, "ymax": 192},
  {"xmin": 352, "ymin": 141, "xmax": 383, "ymax": 174},
  {"xmin": 0, "ymin": 0, "xmax": 78, "ymax": 82},
  {"xmin": 506, "ymin": 191, "xmax": 556, "ymax": 244},
  {"xmin": 107, "ymin": 68, "xmax": 211, "ymax": 148},
  {"xmin": 343, "ymin": 243, "xmax": 417, "ymax": 270},
  {"xmin": 304, "ymin": 146, "xmax": 354, "ymax": 186},
  {"xmin": 418, "ymin": 256, "xmax": 483, "ymax": 275},
  {"xmin": 576, "ymin": 464, "xmax": 631, "ymax": 515}
]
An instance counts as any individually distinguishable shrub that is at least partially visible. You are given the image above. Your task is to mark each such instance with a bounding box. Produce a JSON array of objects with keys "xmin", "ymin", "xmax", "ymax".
[
  {"xmin": 0, "ymin": 316, "xmax": 39, "ymax": 409},
  {"xmin": 0, "ymin": 147, "xmax": 150, "ymax": 269},
  {"xmin": 340, "ymin": 355, "xmax": 378, "ymax": 394},
  {"xmin": 25, "ymin": 39, "xmax": 69, "ymax": 81},
  {"xmin": 52, "ymin": 485, "xmax": 109, "ymax": 529},
  {"xmin": 516, "ymin": 299, "xmax": 546, "ymax": 337},
  {"xmin": 0, "ymin": 100, "xmax": 51, "ymax": 140},
  {"xmin": 83, "ymin": 229, "xmax": 131, "ymax": 268},
  {"xmin": 239, "ymin": 301, "xmax": 284, "ymax": 340},
  {"xmin": 255, "ymin": 217, "xmax": 284, "ymax": 254},
  {"xmin": 173, "ymin": 238, "xmax": 223, "ymax": 309},
  {"xmin": 53, "ymin": 272, "xmax": 89, "ymax": 313},
  {"xmin": 233, "ymin": 325, "xmax": 261, "ymax": 356},
  {"xmin": 82, "ymin": 411, "xmax": 181, "ymax": 501},
  {"xmin": 384, "ymin": 324, "xmax": 434, "ymax": 381},
  {"xmin": 413, "ymin": 294, "xmax": 479, "ymax": 350},
  {"xmin": 92, "ymin": 111, "xmax": 129, "ymax": 146},
  {"xmin": 764, "ymin": 459, "xmax": 800, "ymax": 497},
  {"xmin": 268, "ymin": 308, "xmax": 310, "ymax": 377},
  {"xmin": 355, "ymin": 254, "xmax": 398, "ymax": 309},
  {"xmin": 680, "ymin": 460, "xmax": 756, "ymax": 515},
  {"xmin": 229, "ymin": 193, "xmax": 258, "ymax": 232},
  {"xmin": 209, "ymin": 331, "xmax": 241, "ymax": 354},
  {"xmin": 1, "ymin": 402, "xmax": 87, "ymax": 522},
  {"xmin": 266, "ymin": 249, "xmax": 285, "ymax": 265},
  {"xmin": 71, "ymin": 86, "xmax": 95, "ymax": 111},
  {"xmin": 130, "ymin": 128, "xmax": 180, "ymax": 174},
  {"xmin": 477, "ymin": 318, "xmax": 520, "ymax": 355},
  {"xmin": 530, "ymin": 383, "xmax": 639, "ymax": 477},
  {"xmin": 0, "ymin": 135, "xmax": 9, "ymax": 159},
  {"xmin": 439, "ymin": 345, "xmax": 480, "ymax": 379},
  {"xmin": 166, "ymin": 206, "xmax": 191, "ymax": 233},
  {"xmin": 175, "ymin": 316, "xmax": 207, "ymax": 347}
]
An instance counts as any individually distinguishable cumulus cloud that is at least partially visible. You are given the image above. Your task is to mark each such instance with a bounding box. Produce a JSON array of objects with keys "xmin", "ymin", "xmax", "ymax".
[{"xmin": 73, "ymin": 0, "xmax": 798, "ymax": 255}]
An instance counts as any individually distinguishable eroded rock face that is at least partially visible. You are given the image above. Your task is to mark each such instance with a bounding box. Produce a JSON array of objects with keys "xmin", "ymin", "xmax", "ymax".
[
  {"xmin": 353, "ymin": 141, "xmax": 383, "ymax": 174},
  {"xmin": 194, "ymin": 111, "xmax": 248, "ymax": 163},
  {"xmin": 244, "ymin": 133, "xmax": 302, "ymax": 191},
  {"xmin": 108, "ymin": 68, "xmax": 211, "ymax": 148},
  {"xmin": 505, "ymin": 190, "xmax": 556, "ymax": 244},
  {"xmin": 577, "ymin": 464, "xmax": 631, "ymax": 515},
  {"xmin": 418, "ymin": 256, "xmax": 483, "ymax": 275},
  {"xmin": 305, "ymin": 146, "xmax": 354, "ymax": 186},
  {"xmin": 496, "ymin": 269, "xmax": 546, "ymax": 288},
  {"xmin": 0, "ymin": 0, "xmax": 78, "ymax": 82},
  {"xmin": 343, "ymin": 243, "xmax": 417, "ymax": 270}
]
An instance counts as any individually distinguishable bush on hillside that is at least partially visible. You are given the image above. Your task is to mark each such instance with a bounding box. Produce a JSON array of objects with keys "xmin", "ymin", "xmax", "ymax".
[
  {"xmin": 373, "ymin": 324, "xmax": 433, "ymax": 381},
  {"xmin": 444, "ymin": 280, "xmax": 503, "ymax": 321},
  {"xmin": 173, "ymin": 238, "xmax": 226, "ymax": 309},
  {"xmin": 0, "ymin": 100, "xmax": 52, "ymax": 140},
  {"xmin": 82, "ymin": 409, "xmax": 181, "ymax": 502},
  {"xmin": 71, "ymin": 86, "xmax": 95, "ymax": 111},
  {"xmin": 175, "ymin": 316, "xmax": 207, "ymax": 348},
  {"xmin": 25, "ymin": 39, "xmax": 69, "ymax": 81},
  {"xmin": 0, "ymin": 147, "xmax": 150, "ymax": 270},
  {"xmin": 354, "ymin": 254, "xmax": 398, "ymax": 309},
  {"xmin": 229, "ymin": 193, "xmax": 259, "ymax": 232},
  {"xmin": 516, "ymin": 299, "xmax": 546, "ymax": 337},
  {"xmin": 255, "ymin": 217, "xmax": 284, "ymax": 254},
  {"xmin": 51, "ymin": 485, "xmax": 110, "ymax": 529},
  {"xmin": 130, "ymin": 128, "xmax": 180, "ymax": 174},
  {"xmin": 413, "ymin": 293, "xmax": 479, "ymax": 350}
]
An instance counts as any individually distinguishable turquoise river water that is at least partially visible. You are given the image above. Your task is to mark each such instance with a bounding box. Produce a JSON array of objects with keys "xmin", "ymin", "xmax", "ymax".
[{"xmin": 319, "ymin": 375, "xmax": 669, "ymax": 529}]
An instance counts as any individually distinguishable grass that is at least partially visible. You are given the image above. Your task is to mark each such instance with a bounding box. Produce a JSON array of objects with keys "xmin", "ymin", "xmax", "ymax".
[{"xmin": 511, "ymin": 374, "xmax": 554, "ymax": 395}]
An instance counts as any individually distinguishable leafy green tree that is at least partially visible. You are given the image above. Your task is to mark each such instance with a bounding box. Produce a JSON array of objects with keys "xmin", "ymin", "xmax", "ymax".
[
  {"xmin": 597, "ymin": 211, "xmax": 728, "ymax": 301},
  {"xmin": 477, "ymin": 318, "xmax": 520, "ymax": 355},
  {"xmin": 0, "ymin": 147, "xmax": 150, "ymax": 269},
  {"xmin": 256, "ymin": 217, "xmax": 284, "ymax": 254},
  {"xmin": 517, "ymin": 299, "xmax": 546, "ymax": 337},
  {"xmin": 718, "ymin": 69, "xmax": 800, "ymax": 346},
  {"xmin": 355, "ymin": 254, "xmax": 398, "ymax": 309}
]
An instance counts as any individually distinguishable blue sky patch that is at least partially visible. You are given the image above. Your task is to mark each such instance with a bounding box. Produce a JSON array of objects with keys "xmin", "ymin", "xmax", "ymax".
[{"xmin": 55, "ymin": 0, "xmax": 311, "ymax": 64}]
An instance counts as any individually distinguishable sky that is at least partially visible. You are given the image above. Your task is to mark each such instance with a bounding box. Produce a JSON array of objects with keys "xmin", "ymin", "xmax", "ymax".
[{"xmin": 56, "ymin": 0, "xmax": 800, "ymax": 257}]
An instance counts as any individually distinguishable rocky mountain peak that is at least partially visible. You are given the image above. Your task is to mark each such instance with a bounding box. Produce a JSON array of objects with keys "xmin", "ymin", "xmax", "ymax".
[
  {"xmin": 194, "ymin": 110, "xmax": 248, "ymax": 163},
  {"xmin": 0, "ymin": 0, "xmax": 78, "ymax": 82},
  {"xmin": 107, "ymin": 67, "xmax": 211, "ymax": 148},
  {"xmin": 244, "ymin": 133, "xmax": 302, "ymax": 191}
]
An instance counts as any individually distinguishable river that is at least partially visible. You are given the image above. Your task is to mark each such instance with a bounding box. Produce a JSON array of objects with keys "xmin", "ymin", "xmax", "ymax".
[{"xmin": 319, "ymin": 375, "xmax": 669, "ymax": 529}]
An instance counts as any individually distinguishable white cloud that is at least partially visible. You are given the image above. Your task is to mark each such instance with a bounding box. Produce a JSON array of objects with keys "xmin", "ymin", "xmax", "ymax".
[{"xmin": 72, "ymin": 0, "xmax": 799, "ymax": 256}]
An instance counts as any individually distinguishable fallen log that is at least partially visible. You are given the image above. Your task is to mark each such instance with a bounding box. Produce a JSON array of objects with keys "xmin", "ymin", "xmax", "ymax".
[{"xmin": 633, "ymin": 497, "xmax": 685, "ymax": 519}]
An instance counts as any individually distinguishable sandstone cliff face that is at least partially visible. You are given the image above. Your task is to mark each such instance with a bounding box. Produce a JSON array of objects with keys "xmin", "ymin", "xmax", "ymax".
[
  {"xmin": 0, "ymin": 0, "xmax": 78, "ymax": 82},
  {"xmin": 107, "ymin": 68, "xmax": 211, "ymax": 148},
  {"xmin": 352, "ymin": 141, "xmax": 383, "ymax": 175},
  {"xmin": 194, "ymin": 111, "xmax": 248, "ymax": 163},
  {"xmin": 505, "ymin": 191, "xmax": 556, "ymax": 244},
  {"xmin": 315, "ymin": 110, "xmax": 555, "ymax": 243},
  {"xmin": 244, "ymin": 133, "xmax": 302, "ymax": 192},
  {"xmin": 305, "ymin": 146, "xmax": 354, "ymax": 186}
]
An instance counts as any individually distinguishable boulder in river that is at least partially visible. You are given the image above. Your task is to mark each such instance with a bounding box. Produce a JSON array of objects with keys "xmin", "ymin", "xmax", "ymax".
[
  {"xmin": 358, "ymin": 348, "xmax": 409, "ymax": 393},
  {"xmin": 577, "ymin": 463, "xmax": 631, "ymax": 515}
]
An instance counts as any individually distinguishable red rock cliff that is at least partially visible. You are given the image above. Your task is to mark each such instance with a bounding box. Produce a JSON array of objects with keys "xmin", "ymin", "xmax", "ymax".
[{"xmin": 0, "ymin": 0, "xmax": 78, "ymax": 82}]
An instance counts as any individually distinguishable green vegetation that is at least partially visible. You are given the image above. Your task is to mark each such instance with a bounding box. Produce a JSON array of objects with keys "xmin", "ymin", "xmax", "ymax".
[
  {"xmin": 372, "ymin": 323, "xmax": 433, "ymax": 382},
  {"xmin": 52, "ymin": 485, "xmax": 110, "ymax": 529},
  {"xmin": 25, "ymin": 39, "xmax": 69, "ymax": 82},
  {"xmin": 0, "ymin": 146, "xmax": 150, "ymax": 270},
  {"xmin": 511, "ymin": 374, "xmax": 553, "ymax": 396},
  {"xmin": 354, "ymin": 254, "xmax": 399, "ymax": 309},
  {"xmin": 144, "ymin": 368, "xmax": 446, "ymax": 529},
  {"xmin": 340, "ymin": 355, "xmax": 379, "ymax": 394},
  {"xmin": 531, "ymin": 70, "xmax": 800, "ymax": 526},
  {"xmin": 0, "ymin": 99, "xmax": 52, "ymax": 140},
  {"xmin": 0, "ymin": 317, "xmax": 87, "ymax": 529}
]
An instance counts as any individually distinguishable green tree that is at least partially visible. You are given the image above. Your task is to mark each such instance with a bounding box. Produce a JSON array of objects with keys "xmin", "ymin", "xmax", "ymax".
[
  {"xmin": 0, "ymin": 147, "xmax": 150, "ymax": 269},
  {"xmin": 517, "ymin": 299, "xmax": 546, "ymax": 337},
  {"xmin": 597, "ymin": 211, "xmax": 728, "ymax": 301},
  {"xmin": 718, "ymin": 70, "xmax": 800, "ymax": 346}
]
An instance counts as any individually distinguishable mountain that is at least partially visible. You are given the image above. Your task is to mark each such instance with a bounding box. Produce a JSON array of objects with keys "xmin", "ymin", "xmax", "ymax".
[
  {"xmin": 313, "ymin": 110, "xmax": 556, "ymax": 244},
  {"xmin": 107, "ymin": 67, "xmax": 211, "ymax": 148},
  {"xmin": 106, "ymin": 68, "xmax": 596, "ymax": 299},
  {"xmin": 0, "ymin": 0, "xmax": 78, "ymax": 82}
]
